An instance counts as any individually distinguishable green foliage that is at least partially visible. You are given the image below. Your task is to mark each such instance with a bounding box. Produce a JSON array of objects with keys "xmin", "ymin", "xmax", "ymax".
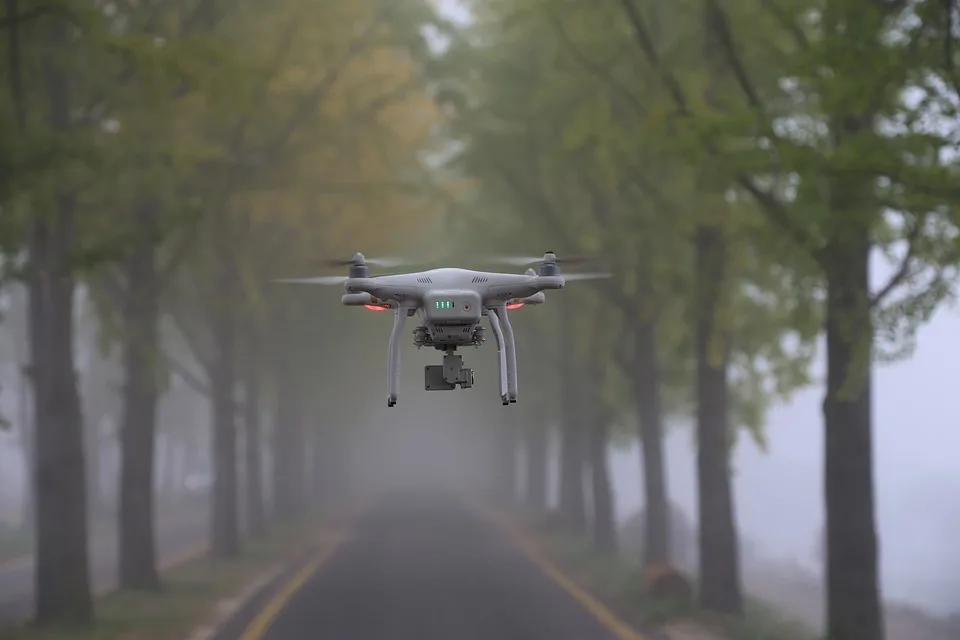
[{"xmin": 437, "ymin": 0, "xmax": 832, "ymax": 443}]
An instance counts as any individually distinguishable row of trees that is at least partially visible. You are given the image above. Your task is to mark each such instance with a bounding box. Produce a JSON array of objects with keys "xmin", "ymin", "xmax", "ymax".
[
  {"xmin": 1, "ymin": 0, "xmax": 448, "ymax": 626},
  {"xmin": 439, "ymin": 1, "xmax": 960, "ymax": 639}
]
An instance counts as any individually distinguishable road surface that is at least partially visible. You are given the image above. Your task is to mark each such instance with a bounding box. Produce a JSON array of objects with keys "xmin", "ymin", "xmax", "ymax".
[
  {"xmin": 0, "ymin": 500, "xmax": 209, "ymax": 624},
  {"xmin": 221, "ymin": 494, "xmax": 642, "ymax": 640}
]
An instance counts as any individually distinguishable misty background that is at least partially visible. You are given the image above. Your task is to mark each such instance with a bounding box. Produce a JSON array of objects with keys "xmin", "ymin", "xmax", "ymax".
[
  {"xmin": 2, "ymin": 0, "xmax": 959, "ymax": 636},
  {"xmin": 1, "ymin": 264, "xmax": 957, "ymax": 616}
]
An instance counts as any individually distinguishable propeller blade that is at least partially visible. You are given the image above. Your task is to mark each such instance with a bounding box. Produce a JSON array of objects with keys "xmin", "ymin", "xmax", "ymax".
[
  {"xmin": 272, "ymin": 276, "xmax": 349, "ymax": 285},
  {"xmin": 483, "ymin": 253, "xmax": 601, "ymax": 267},
  {"xmin": 563, "ymin": 272, "xmax": 614, "ymax": 281},
  {"xmin": 490, "ymin": 255, "xmax": 545, "ymax": 267},
  {"xmin": 315, "ymin": 254, "xmax": 418, "ymax": 268},
  {"xmin": 366, "ymin": 256, "xmax": 415, "ymax": 268}
]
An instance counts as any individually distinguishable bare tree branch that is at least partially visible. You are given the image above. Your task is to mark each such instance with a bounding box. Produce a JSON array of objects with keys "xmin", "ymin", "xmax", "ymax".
[
  {"xmin": 618, "ymin": 0, "xmax": 690, "ymax": 110},
  {"xmin": 157, "ymin": 224, "xmax": 200, "ymax": 285},
  {"xmin": 705, "ymin": 0, "xmax": 766, "ymax": 118},
  {"xmin": 164, "ymin": 301, "xmax": 214, "ymax": 374},
  {"xmin": 259, "ymin": 6, "xmax": 392, "ymax": 162},
  {"xmin": 608, "ymin": 0, "xmax": 822, "ymax": 258},
  {"xmin": 545, "ymin": 10, "xmax": 649, "ymax": 117},
  {"xmin": 493, "ymin": 157, "xmax": 635, "ymax": 316},
  {"xmin": 163, "ymin": 353, "xmax": 209, "ymax": 397},
  {"xmin": 759, "ymin": 0, "xmax": 810, "ymax": 51},
  {"xmin": 869, "ymin": 213, "xmax": 927, "ymax": 308}
]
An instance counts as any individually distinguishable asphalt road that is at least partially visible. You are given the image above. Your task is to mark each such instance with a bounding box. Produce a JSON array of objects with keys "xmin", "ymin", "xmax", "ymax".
[
  {"xmin": 0, "ymin": 500, "xmax": 210, "ymax": 624},
  {"xmin": 228, "ymin": 494, "xmax": 636, "ymax": 640}
]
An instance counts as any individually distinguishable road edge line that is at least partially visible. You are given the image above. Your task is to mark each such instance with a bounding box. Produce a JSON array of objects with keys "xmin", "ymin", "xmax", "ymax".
[
  {"xmin": 185, "ymin": 560, "xmax": 290, "ymax": 640},
  {"xmin": 473, "ymin": 501, "xmax": 647, "ymax": 640},
  {"xmin": 218, "ymin": 497, "xmax": 375, "ymax": 640},
  {"xmin": 235, "ymin": 533, "xmax": 348, "ymax": 640}
]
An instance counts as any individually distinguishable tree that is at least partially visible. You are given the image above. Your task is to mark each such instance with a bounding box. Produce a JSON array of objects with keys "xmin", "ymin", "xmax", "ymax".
[
  {"xmin": 18, "ymin": 10, "xmax": 101, "ymax": 624},
  {"xmin": 158, "ymin": 0, "xmax": 443, "ymax": 551},
  {"xmin": 443, "ymin": 4, "xmax": 825, "ymax": 613},
  {"xmin": 605, "ymin": 0, "xmax": 960, "ymax": 634},
  {"xmin": 436, "ymin": 1, "xmax": 684, "ymax": 560}
]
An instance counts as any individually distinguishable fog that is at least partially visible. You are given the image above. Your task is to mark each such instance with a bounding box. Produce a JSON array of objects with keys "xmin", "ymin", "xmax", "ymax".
[
  {"xmin": 2, "ymin": 277, "xmax": 958, "ymax": 625},
  {"xmin": 1, "ymin": 265, "xmax": 958, "ymax": 636}
]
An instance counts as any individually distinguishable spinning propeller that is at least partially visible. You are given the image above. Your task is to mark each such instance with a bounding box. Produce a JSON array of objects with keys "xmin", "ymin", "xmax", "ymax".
[
  {"xmin": 485, "ymin": 251, "xmax": 596, "ymax": 267},
  {"xmin": 314, "ymin": 253, "xmax": 415, "ymax": 269},
  {"xmin": 271, "ymin": 250, "xmax": 613, "ymax": 285},
  {"xmin": 490, "ymin": 251, "xmax": 614, "ymax": 281},
  {"xmin": 272, "ymin": 252, "xmax": 412, "ymax": 285}
]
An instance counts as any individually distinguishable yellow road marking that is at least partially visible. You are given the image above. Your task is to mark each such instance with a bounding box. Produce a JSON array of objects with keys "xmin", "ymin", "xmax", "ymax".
[
  {"xmin": 475, "ymin": 503, "xmax": 646, "ymax": 640},
  {"xmin": 238, "ymin": 531, "xmax": 349, "ymax": 640}
]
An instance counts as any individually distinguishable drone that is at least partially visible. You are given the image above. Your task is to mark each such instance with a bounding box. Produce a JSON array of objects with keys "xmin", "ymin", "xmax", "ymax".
[{"xmin": 274, "ymin": 251, "xmax": 609, "ymax": 407}]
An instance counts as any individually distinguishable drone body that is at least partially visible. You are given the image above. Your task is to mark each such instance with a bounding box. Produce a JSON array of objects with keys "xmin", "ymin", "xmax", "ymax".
[{"xmin": 276, "ymin": 252, "xmax": 607, "ymax": 407}]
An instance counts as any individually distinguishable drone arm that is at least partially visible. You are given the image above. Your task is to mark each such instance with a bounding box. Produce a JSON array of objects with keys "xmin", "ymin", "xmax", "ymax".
[
  {"xmin": 484, "ymin": 309, "xmax": 509, "ymax": 405},
  {"xmin": 386, "ymin": 306, "xmax": 408, "ymax": 406},
  {"xmin": 494, "ymin": 307, "xmax": 518, "ymax": 402}
]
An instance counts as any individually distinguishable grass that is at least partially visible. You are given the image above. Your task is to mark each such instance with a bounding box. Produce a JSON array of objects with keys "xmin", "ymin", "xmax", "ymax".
[
  {"xmin": 0, "ymin": 511, "xmax": 342, "ymax": 640},
  {"xmin": 518, "ymin": 512, "xmax": 816, "ymax": 640}
]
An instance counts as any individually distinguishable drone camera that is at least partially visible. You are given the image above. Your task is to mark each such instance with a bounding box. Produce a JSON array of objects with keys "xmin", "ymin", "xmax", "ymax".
[
  {"xmin": 424, "ymin": 364, "xmax": 473, "ymax": 390},
  {"xmin": 424, "ymin": 351, "xmax": 474, "ymax": 391}
]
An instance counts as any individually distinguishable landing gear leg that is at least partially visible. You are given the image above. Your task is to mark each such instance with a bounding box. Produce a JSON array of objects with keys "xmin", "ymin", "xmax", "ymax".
[
  {"xmin": 496, "ymin": 307, "xmax": 518, "ymax": 403},
  {"xmin": 387, "ymin": 306, "xmax": 407, "ymax": 406},
  {"xmin": 485, "ymin": 310, "xmax": 509, "ymax": 405}
]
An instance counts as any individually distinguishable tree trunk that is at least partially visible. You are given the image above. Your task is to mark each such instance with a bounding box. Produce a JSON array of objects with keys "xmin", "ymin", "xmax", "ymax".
[
  {"xmin": 558, "ymin": 305, "xmax": 586, "ymax": 532},
  {"xmin": 161, "ymin": 437, "xmax": 178, "ymax": 497},
  {"xmin": 273, "ymin": 375, "xmax": 304, "ymax": 520},
  {"xmin": 243, "ymin": 349, "xmax": 265, "ymax": 536},
  {"xmin": 18, "ymin": 364, "xmax": 34, "ymax": 532},
  {"xmin": 823, "ymin": 230, "xmax": 882, "ymax": 640},
  {"xmin": 29, "ymin": 197, "xmax": 94, "ymax": 625},
  {"xmin": 632, "ymin": 318, "xmax": 671, "ymax": 567},
  {"xmin": 588, "ymin": 421, "xmax": 617, "ymax": 553},
  {"xmin": 495, "ymin": 416, "xmax": 518, "ymax": 504},
  {"xmin": 523, "ymin": 426, "xmax": 548, "ymax": 512},
  {"xmin": 694, "ymin": 224, "xmax": 742, "ymax": 614},
  {"xmin": 118, "ymin": 217, "xmax": 161, "ymax": 590},
  {"xmin": 210, "ymin": 328, "xmax": 240, "ymax": 558},
  {"xmin": 83, "ymin": 416, "xmax": 102, "ymax": 519},
  {"xmin": 558, "ymin": 409, "xmax": 586, "ymax": 532}
]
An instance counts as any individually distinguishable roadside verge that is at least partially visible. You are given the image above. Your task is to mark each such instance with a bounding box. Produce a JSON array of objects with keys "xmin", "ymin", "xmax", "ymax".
[
  {"xmin": 0, "ymin": 504, "xmax": 362, "ymax": 640},
  {"xmin": 487, "ymin": 506, "xmax": 813, "ymax": 640}
]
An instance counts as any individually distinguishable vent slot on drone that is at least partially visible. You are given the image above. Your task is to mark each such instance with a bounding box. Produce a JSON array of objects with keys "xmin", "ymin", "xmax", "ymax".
[
  {"xmin": 417, "ymin": 277, "xmax": 433, "ymax": 283},
  {"xmin": 471, "ymin": 276, "xmax": 488, "ymax": 283}
]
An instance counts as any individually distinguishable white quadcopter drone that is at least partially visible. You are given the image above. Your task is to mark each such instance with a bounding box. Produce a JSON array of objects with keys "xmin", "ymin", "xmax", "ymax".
[{"xmin": 275, "ymin": 251, "xmax": 609, "ymax": 407}]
